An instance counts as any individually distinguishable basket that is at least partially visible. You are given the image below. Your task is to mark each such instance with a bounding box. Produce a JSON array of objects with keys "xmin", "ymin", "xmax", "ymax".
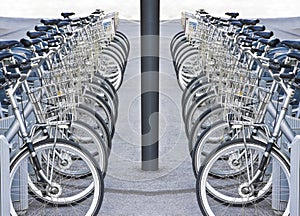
[
  {"xmin": 219, "ymin": 65, "xmax": 261, "ymax": 123},
  {"xmin": 32, "ymin": 67, "xmax": 78, "ymax": 124},
  {"xmin": 196, "ymin": 29, "xmax": 235, "ymax": 87}
]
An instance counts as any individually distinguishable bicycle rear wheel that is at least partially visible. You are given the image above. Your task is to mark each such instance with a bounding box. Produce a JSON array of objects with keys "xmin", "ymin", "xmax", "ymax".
[
  {"xmin": 10, "ymin": 138, "xmax": 104, "ymax": 216},
  {"xmin": 196, "ymin": 138, "xmax": 290, "ymax": 216}
]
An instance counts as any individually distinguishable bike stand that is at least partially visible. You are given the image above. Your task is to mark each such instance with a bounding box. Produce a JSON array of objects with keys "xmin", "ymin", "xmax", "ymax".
[
  {"xmin": 290, "ymin": 135, "xmax": 300, "ymax": 216},
  {"xmin": 274, "ymin": 114, "xmax": 300, "ymax": 215},
  {"xmin": 0, "ymin": 135, "xmax": 10, "ymax": 215},
  {"xmin": 267, "ymin": 103, "xmax": 295, "ymax": 213},
  {"xmin": 0, "ymin": 101, "xmax": 34, "ymax": 214}
]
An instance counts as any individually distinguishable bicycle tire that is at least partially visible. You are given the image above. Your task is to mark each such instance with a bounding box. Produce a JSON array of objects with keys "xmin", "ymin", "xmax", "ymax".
[
  {"xmin": 182, "ymin": 81, "xmax": 216, "ymax": 120},
  {"xmin": 10, "ymin": 138, "xmax": 104, "ymax": 216},
  {"xmin": 188, "ymin": 104, "xmax": 225, "ymax": 154},
  {"xmin": 192, "ymin": 120, "xmax": 232, "ymax": 177},
  {"xmin": 181, "ymin": 74, "xmax": 208, "ymax": 106},
  {"xmin": 76, "ymin": 104, "xmax": 112, "ymax": 147},
  {"xmin": 86, "ymin": 80, "xmax": 119, "ymax": 121},
  {"xmin": 81, "ymin": 90, "xmax": 115, "ymax": 135},
  {"xmin": 196, "ymin": 138, "xmax": 290, "ymax": 216},
  {"xmin": 69, "ymin": 120, "xmax": 109, "ymax": 171},
  {"xmin": 92, "ymin": 74, "xmax": 118, "ymax": 99},
  {"xmin": 185, "ymin": 90, "xmax": 217, "ymax": 136}
]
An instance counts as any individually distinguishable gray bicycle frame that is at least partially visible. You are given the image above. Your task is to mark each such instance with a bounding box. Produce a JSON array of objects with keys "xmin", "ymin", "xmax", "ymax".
[{"xmin": 5, "ymin": 101, "xmax": 34, "ymax": 143}]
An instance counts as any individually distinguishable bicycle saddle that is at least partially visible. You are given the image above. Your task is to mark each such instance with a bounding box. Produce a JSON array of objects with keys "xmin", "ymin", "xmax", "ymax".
[
  {"xmin": 254, "ymin": 30, "xmax": 274, "ymax": 39},
  {"xmin": 35, "ymin": 25, "xmax": 54, "ymax": 32},
  {"xmin": 238, "ymin": 19, "xmax": 260, "ymax": 26},
  {"xmin": 20, "ymin": 38, "xmax": 43, "ymax": 47},
  {"xmin": 0, "ymin": 40, "xmax": 20, "ymax": 50},
  {"xmin": 27, "ymin": 30, "xmax": 46, "ymax": 39},
  {"xmin": 225, "ymin": 12, "xmax": 239, "ymax": 18},
  {"xmin": 247, "ymin": 25, "xmax": 265, "ymax": 32},
  {"xmin": 230, "ymin": 20, "xmax": 243, "ymax": 27},
  {"xmin": 57, "ymin": 20, "xmax": 71, "ymax": 28},
  {"xmin": 258, "ymin": 38, "xmax": 280, "ymax": 47},
  {"xmin": 287, "ymin": 52, "xmax": 300, "ymax": 61},
  {"xmin": 281, "ymin": 40, "xmax": 300, "ymax": 50},
  {"xmin": 40, "ymin": 19, "xmax": 61, "ymax": 26},
  {"xmin": 61, "ymin": 12, "xmax": 75, "ymax": 19},
  {"xmin": 0, "ymin": 51, "xmax": 13, "ymax": 61}
]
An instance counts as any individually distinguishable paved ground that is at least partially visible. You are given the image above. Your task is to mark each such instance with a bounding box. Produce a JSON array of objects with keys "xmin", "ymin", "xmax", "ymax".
[
  {"xmin": 0, "ymin": 15, "xmax": 299, "ymax": 215},
  {"xmin": 100, "ymin": 19, "xmax": 200, "ymax": 215}
]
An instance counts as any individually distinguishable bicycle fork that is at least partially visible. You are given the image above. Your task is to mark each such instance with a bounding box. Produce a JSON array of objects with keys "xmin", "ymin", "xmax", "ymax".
[
  {"xmin": 6, "ymin": 84, "xmax": 54, "ymax": 188},
  {"xmin": 250, "ymin": 83, "xmax": 294, "ymax": 188}
]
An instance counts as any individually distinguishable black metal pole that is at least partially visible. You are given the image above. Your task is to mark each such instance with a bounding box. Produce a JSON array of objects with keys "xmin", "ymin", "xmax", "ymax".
[{"xmin": 141, "ymin": 0, "xmax": 159, "ymax": 171}]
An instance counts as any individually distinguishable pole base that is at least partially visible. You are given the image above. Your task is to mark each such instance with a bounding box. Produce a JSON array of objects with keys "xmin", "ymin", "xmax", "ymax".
[{"xmin": 142, "ymin": 159, "xmax": 159, "ymax": 171}]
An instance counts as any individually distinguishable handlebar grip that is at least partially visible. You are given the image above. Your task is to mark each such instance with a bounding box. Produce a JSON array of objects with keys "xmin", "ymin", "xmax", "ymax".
[
  {"xmin": 269, "ymin": 63, "xmax": 281, "ymax": 71},
  {"xmin": 6, "ymin": 73, "xmax": 21, "ymax": 80},
  {"xmin": 294, "ymin": 77, "xmax": 300, "ymax": 84},
  {"xmin": 0, "ymin": 77, "xmax": 6, "ymax": 84},
  {"xmin": 20, "ymin": 64, "xmax": 32, "ymax": 71},
  {"xmin": 280, "ymin": 63, "xmax": 293, "ymax": 69},
  {"xmin": 279, "ymin": 73, "xmax": 294, "ymax": 79},
  {"xmin": 7, "ymin": 62, "xmax": 31, "ymax": 71},
  {"xmin": 269, "ymin": 62, "xmax": 292, "ymax": 71}
]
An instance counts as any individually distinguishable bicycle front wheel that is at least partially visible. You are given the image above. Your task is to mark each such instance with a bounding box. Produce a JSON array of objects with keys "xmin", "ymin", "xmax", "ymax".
[
  {"xmin": 10, "ymin": 138, "xmax": 104, "ymax": 216},
  {"xmin": 196, "ymin": 138, "xmax": 290, "ymax": 216}
]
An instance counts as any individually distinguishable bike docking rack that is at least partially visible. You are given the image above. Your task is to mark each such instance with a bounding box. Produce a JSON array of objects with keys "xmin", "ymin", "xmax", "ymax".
[
  {"xmin": 0, "ymin": 9, "xmax": 130, "ymax": 215},
  {"xmin": 265, "ymin": 101, "xmax": 300, "ymax": 213},
  {"xmin": 0, "ymin": 135, "xmax": 10, "ymax": 215},
  {"xmin": 0, "ymin": 102, "xmax": 34, "ymax": 215},
  {"xmin": 275, "ymin": 112, "xmax": 300, "ymax": 214},
  {"xmin": 170, "ymin": 9, "xmax": 300, "ymax": 215},
  {"xmin": 290, "ymin": 135, "xmax": 300, "ymax": 215},
  {"xmin": 0, "ymin": 98, "xmax": 16, "ymax": 214}
]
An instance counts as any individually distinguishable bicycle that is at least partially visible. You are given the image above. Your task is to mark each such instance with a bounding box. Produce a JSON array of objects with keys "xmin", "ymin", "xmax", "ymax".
[
  {"xmin": 195, "ymin": 39, "xmax": 300, "ymax": 215},
  {"xmin": 0, "ymin": 51, "xmax": 104, "ymax": 215},
  {"xmin": 1, "ymin": 35, "xmax": 110, "ymax": 174}
]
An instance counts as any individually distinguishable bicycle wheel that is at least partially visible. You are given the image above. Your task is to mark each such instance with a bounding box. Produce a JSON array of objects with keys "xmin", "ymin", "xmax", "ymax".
[
  {"xmin": 172, "ymin": 38, "xmax": 190, "ymax": 62},
  {"xmin": 185, "ymin": 90, "xmax": 217, "ymax": 136},
  {"xmin": 81, "ymin": 90, "xmax": 115, "ymax": 135},
  {"xmin": 170, "ymin": 32, "xmax": 185, "ymax": 57},
  {"xmin": 182, "ymin": 81, "xmax": 216, "ymax": 120},
  {"xmin": 115, "ymin": 31, "xmax": 130, "ymax": 56},
  {"xmin": 97, "ymin": 51, "xmax": 123, "ymax": 90},
  {"xmin": 181, "ymin": 74, "xmax": 208, "ymax": 107},
  {"xmin": 75, "ymin": 104, "xmax": 112, "ymax": 147},
  {"xmin": 196, "ymin": 138, "xmax": 290, "ymax": 216},
  {"xmin": 177, "ymin": 51, "xmax": 202, "ymax": 90},
  {"xmin": 10, "ymin": 138, "xmax": 104, "ymax": 216},
  {"xmin": 188, "ymin": 104, "xmax": 225, "ymax": 153},
  {"xmin": 69, "ymin": 120, "xmax": 109, "ymax": 172},
  {"xmin": 36, "ymin": 120, "xmax": 109, "ymax": 174},
  {"xmin": 86, "ymin": 80, "xmax": 119, "ymax": 121},
  {"xmin": 92, "ymin": 74, "xmax": 118, "ymax": 98},
  {"xmin": 109, "ymin": 42, "xmax": 127, "ymax": 65},
  {"xmin": 192, "ymin": 120, "xmax": 233, "ymax": 177}
]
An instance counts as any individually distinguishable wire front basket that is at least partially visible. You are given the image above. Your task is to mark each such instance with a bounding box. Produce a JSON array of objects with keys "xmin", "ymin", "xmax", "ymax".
[
  {"xmin": 34, "ymin": 67, "xmax": 78, "ymax": 124},
  {"xmin": 220, "ymin": 66, "xmax": 261, "ymax": 124}
]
